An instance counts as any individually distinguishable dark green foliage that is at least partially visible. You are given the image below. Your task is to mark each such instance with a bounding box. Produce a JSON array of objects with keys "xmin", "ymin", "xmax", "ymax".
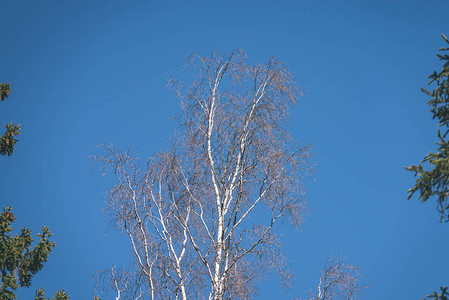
[
  {"xmin": 35, "ymin": 287, "xmax": 70, "ymax": 300},
  {"xmin": 0, "ymin": 84, "xmax": 10, "ymax": 101},
  {"xmin": 423, "ymin": 287, "xmax": 449, "ymax": 300},
  {"xmin": 0, "ymin": 206, "xmax": 59, "ymax": 299},
  {"xmin": 0, "ymin": 123, "xmax": 21, "ymax": 156},
  {"xmin": 34, "ymin": 288, "xmax": 46, "ymax": 300},
  {"xmin": 52, "ymin": 289, "xmax": 70, "ymax": 300},
  {"xmin": 406, "ymin": 34, "xmax": 449, "ymax": 221},
  {"xmin": 0, "ymin": 83, "xmax": 20, "ymax": 156},
  {"xmin": 405, "ymin": 34, "xmax": 449, "ymax": 300}
]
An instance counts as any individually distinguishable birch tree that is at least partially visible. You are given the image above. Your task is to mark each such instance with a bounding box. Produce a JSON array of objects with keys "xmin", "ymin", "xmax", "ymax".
[
  {"xmin": 96, "ymin": 50, "xmax": 311, "ymax": 299},
  {"xmin": 307, "ymin": 255, "xmax": 365, "ymax": 300}
]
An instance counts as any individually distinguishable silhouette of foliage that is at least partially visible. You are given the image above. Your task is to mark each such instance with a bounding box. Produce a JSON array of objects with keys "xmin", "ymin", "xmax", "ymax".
[
  {"xmin": 423, "ymin": 286, "xmax": 449, "ymax": 300},
  {"xmin": 406, "ymin": 34, "xmax": 449, "ymax": 221},
  {"xmin": 0, "ymin": 206, "xmax": 60, "ymax": 299},
  {"xmin": 0, "ymin": 83, "xmax": 21, "ymax": 156}
]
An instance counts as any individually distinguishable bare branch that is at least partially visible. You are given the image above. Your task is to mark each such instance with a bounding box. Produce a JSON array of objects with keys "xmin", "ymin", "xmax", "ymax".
[
  {"xmin": 308, "ymin": 255, "xmax": 367, "ymax": 300},
  {"xmin": 95, "ymin": 50, "xmax": 310, "ymax": 300}
]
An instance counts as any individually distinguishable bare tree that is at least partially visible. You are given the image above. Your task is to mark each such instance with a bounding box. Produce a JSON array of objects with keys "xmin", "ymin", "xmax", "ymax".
[
  {"xmin": 307, "ymin": 255, "xmax": 366, "ymax": 300},
  {"xmin": 95, "ymin": 50, "xmax": 311, "ymax": 300},
  {"xmin": 95, "ymin": 265, "xmax": 144, "ymax": 300}
]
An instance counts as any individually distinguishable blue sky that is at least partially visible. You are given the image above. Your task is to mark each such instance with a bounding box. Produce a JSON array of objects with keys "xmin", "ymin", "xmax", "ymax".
[{"xmin": 1, "ymin": 0, "xmax": 449, "ymax": 298}]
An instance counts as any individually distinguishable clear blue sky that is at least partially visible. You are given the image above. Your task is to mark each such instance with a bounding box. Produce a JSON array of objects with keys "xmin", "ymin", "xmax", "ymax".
[{"xmin": 1, "ymin": 0, "xmax": 449, "ymax": 298}]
